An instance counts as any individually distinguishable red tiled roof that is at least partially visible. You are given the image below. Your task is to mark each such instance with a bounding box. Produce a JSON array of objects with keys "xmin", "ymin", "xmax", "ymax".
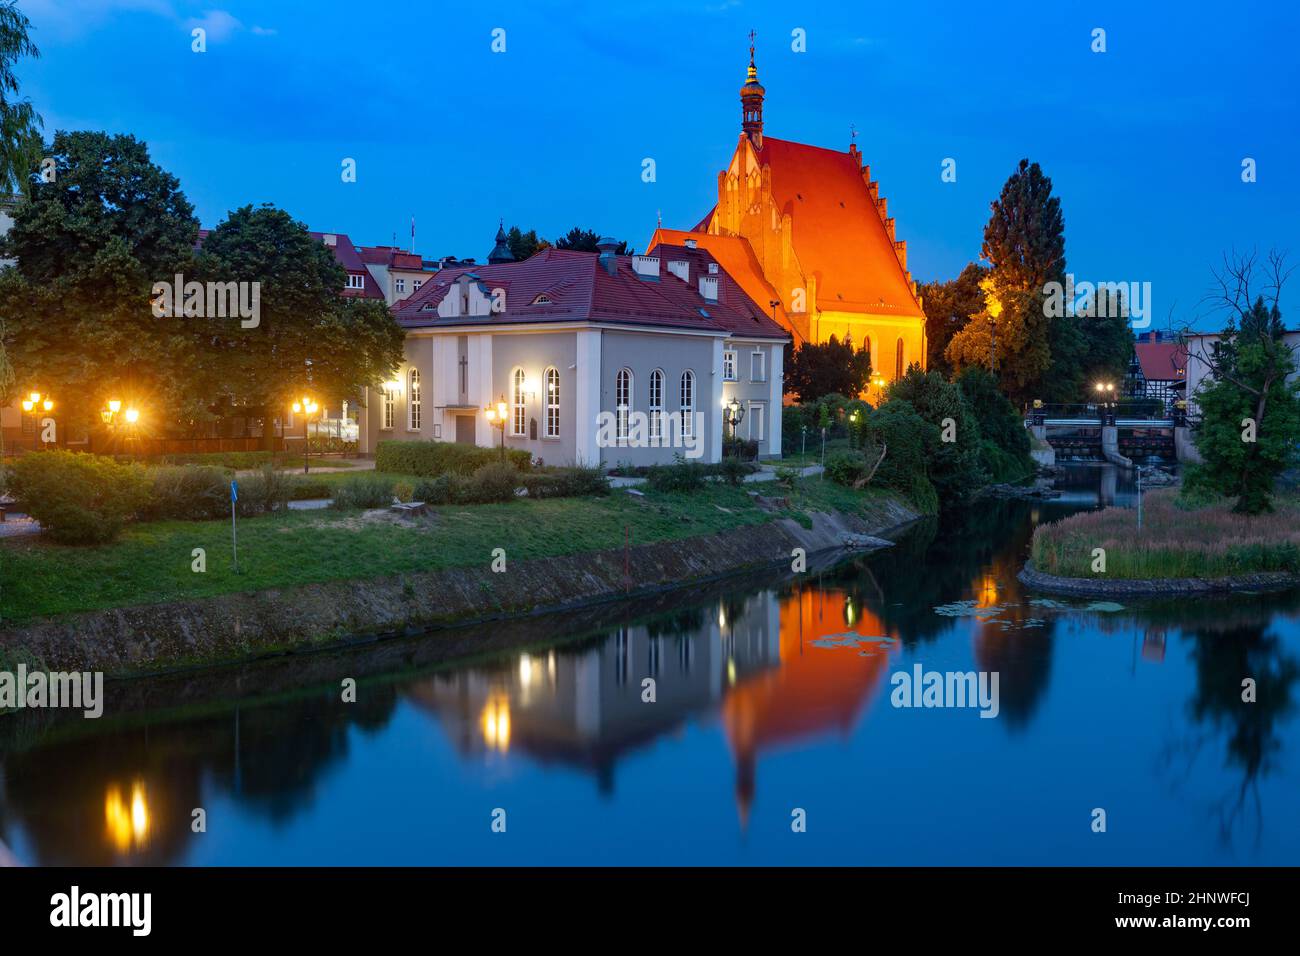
[
  {"xmin": 1135, "ymin": 342, "xmax": 1187, "ymax": 382},
  {"xmin": 697, "ymin": 137, "xmax": 923, "ymax": 318},
  {"xmin": 358, "ymin": 244, "xmax": 426, "ymax": 272},
  {"xmin": 393, "ymin": 247, "xmax": 788, "ymax": 340}
]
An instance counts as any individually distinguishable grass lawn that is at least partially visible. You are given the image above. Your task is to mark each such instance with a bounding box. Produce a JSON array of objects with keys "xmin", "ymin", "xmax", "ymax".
[
  {"xmin": 1031, "ymin": 488, "xmax": 1300, "ymax": 579},
  {"xmin": 0, "ymin": 483, "xmax": 803, "ymax": 624}
]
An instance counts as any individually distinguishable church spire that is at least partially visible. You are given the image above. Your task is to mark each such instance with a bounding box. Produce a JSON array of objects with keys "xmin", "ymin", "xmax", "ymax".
[
  {"xmin": 488, "ymin": 218, "xmax": 514, "ymax": 264},
  {"xmin": 740, "ymin": 30, "xmax": 765, "ymax": 150}
]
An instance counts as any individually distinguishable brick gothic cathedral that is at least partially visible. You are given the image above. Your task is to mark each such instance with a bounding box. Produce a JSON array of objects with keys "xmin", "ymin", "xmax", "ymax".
[{"xmin": 650, "ymin": 42, "xmax": 928, "ymax": 392}]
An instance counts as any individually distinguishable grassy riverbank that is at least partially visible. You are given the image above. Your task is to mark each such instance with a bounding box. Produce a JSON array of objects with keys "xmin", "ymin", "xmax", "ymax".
[
  {"xmin": 1031, "ymin": 488, "xmax": 1300, "ymax": 580},
  {"xmin": 0, "ymin": 479, "xmax": 907, "ymax": 625}
]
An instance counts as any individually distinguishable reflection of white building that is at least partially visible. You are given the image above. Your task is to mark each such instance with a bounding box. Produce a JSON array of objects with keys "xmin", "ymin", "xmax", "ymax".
[{"xmin": 401, "ymin": 592, "xmax": 781, "ymax": 781}]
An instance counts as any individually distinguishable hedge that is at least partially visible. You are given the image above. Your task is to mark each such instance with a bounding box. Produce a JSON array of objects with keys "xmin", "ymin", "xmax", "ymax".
[{"xmin": 375, "ymin": 440, "xmax": 531, "ymax": 477}]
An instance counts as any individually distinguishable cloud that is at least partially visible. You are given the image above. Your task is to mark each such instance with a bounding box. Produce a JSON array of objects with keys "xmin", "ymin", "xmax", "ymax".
[{"xmin": 186, "ymin": 10, "xmax": 243, "ymax": 43}]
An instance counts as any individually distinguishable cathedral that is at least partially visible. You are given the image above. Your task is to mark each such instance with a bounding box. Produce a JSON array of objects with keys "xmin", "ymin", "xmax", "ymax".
[{"xmin": 649, "ymin": 42, "xmax": 928, "ymax": 394}]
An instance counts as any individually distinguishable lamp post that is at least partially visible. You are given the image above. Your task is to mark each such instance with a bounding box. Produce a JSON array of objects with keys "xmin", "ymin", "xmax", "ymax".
[
  {"xmin": 291, "ymin": 396, "xmax": 319, "ymax": 474},
  {"xmin": 1094, "ymin": 381, "xmax": 1116, "ymax": 425},
  {"xmin": 21, "ymin": 391, "xmax": 54, "ymax": 450},
  {"xmin": 100, "ymin": 400, "xmax": 142, "ymax": 457},
  {"xmin": 484, "ymin": 394, "xmax": 508, "ymax": 459},
  {"xmin": 723, "ymin": 396, "xmax": 746, "ymax": 441}
]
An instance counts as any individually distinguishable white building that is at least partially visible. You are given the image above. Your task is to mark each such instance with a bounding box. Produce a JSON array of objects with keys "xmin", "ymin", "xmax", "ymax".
[{"xmin": 359, "ymin": 237, "xmax": 789, "ymax": 466}]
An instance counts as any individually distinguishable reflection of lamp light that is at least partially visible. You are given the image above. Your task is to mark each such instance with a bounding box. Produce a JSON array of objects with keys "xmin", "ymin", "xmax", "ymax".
[
  {"xmin": 105, "ymin": 781, "xmax": 150, "ymax": 852},
  {"xmin": 519, "ymin": 654, "xmax": 534, "ymax": 685},
  {"xmin": 480, "ymin": 692, "xmax": 511, "ymax": 752}
]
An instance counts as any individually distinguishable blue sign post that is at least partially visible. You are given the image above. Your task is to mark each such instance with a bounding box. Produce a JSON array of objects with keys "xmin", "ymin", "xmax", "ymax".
[{"xmin": 230, "ymin": 480, "xmax": 239, "ymax": 574}]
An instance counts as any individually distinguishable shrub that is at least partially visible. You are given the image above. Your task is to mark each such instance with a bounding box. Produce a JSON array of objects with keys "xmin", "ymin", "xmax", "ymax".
[
  {"xmin": 235, "ymin": 464, "xmax": 294, "ymax": 516},
  {"xmin": 5, "ymin": 450, "xmax": 151, "ymax": 544},
  {"xmin": 329, "ymin": 474, "xmax": 397, "ymax": 510},
  {"xmin": 866, "ymin": 401, "xmax": 940, "ymax": 513},
  {"xmin": 723, "ymin": 435, "xmax": 759, "ymax": 461},
  {"xmin": 521, "ymin": 466, "xmax": 609, "ymax": 499},
  {"xmin": 142, "ymin": 465, "xmax": 230, "ymax": 521},
  {"xmin": 412, "ymin": 474, "xmax": 468, "ymax": 505},
  {"xmin": 288, "ymin": 477, "xmax": 333, "ymax": 501},
  {"xmin": 718, "ymin": 455, "xmax": 751, "ymax": 486},
  {"xmin": 825, "ymin": 449, "xmax": 869, "ymax": 486},
  {"xmin": 375, "ymin": 440, "xmax": 531, "ymax": 477},
  {"xmin": 467, "ymin": 462, "xmax": 522, "ymax": 503},
  {"xmin": 646, "ymin": 456, "xmax": 707, "ymax": 493},
  {"xmin": 392, "ymin": 481, "xmax": 415, "ymax": 503}
]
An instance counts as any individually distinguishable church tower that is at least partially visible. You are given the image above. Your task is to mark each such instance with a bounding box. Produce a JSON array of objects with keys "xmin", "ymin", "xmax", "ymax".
[{"xmin": 740, "ymin": 33, "xmax": 764, "ymax": 149}]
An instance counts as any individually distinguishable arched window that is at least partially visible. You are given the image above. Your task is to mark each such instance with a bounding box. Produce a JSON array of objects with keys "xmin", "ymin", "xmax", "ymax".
[
  {"xmin": 511, "ymin": 367, "xmax": 526, "ymax": 436},
  {"xmin": 649, "ymin": 369, "xmax": 664, "ymax": 443},
  {"xmin": 679, "ymin": 370, "xmax": 695, "ymax": 438},
  {"xmin": 381, "ymin": 384, "xmax": 395, "ymax": 430},
  {"xmin": 408, "ymin": 368, "xmax": 421, "ymax": 430},
  {"xmin": 895, "ymin": 338, "xmax": 904, "ymax": 379},
  {"xmin": 615, "ymin": 368, "xmax": 632, "ymax": 445},
  {"xmin": 545, "ymin": 367, "xmax": 560, "ymax": 439}
]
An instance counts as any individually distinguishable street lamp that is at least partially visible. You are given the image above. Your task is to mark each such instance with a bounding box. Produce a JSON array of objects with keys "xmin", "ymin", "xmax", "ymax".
[
  {"xmin": 1094, "ymin": 381, "xmax": 1116, "ymax": 425},
  {"xmin": 100, "ymin": 399, "xmax": 142, "ymax": 458},
  {"xmin": 485, "ymin": 394, "xmax": 508, "ymax": 459},
  {"xmin": 292, "ymin": 395, "xmax": 319, "ymax": 473},
  {"xmin": 723, "ymin": 396, "xmax": 746, "ymax": 440},
  {"xmin": 21, "ymin": 391, "xmax": 54, "ymax": 449}
]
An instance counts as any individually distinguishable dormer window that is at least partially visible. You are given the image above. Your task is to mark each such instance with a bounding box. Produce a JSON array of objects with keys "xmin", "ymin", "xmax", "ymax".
[
  {"xmin": 531, "ymin": 294, "xmax": 552, "ymax": 305},
  {"xmin": 346, "ymin": 273, "xmax": 366, "ymax": 290}
]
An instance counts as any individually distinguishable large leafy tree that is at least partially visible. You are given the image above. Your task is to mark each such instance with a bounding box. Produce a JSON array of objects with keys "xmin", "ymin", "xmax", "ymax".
[
  {"xmin": 945, "ymin": 159, "xmax": 1082, "ymax": 404},
  {"xmin": 886, "ymin": 365, "xmax": 986, "ymax": 507},
  {"xmin": 193, "ymin": 204, "xmax": 406, "ymax": 443},
  {"xmin": 553, "ymin": 227, "xmax": 632, "ymax": 255},
  {"xmin": 506, "ymin": 225, "xmax": 549, "ymax": 261},
  {"xmin": 1077, "ymin": 284, "xmax": 1136, "ymax": 391},
  {"xmin": 0, "ymin": 0, "xmax": 42, "ymax": 195},
  {"xmin": 784, "ymin": 334, "xmax": 872, "ymax": 402},
  {"xmin": 1187, "ymin": 251, "xmax": 1300, "ymax": 514},
  {"xmin": 918, "ymin": 262, "xmax": 987, "ymax": 377},
  {"xmin": 0, "ymin": 131, "xmax": 201, "ymax": 434}
]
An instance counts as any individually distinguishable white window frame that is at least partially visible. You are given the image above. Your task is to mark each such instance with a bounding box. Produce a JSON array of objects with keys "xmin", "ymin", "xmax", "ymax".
[
  {"xmin": 616, "ymin": 368, "xmax": 632, "ymax": 446},
  {"xmin": 511, "ymin": 367, "xmax": 527, "ymax": 437},
  {"xmin": 413, "ymin": 279, "xmax": 422, "ymax": 291},
  {"xmin": 408, "ymin": 368, "xmax": 421, "ymax": 430},
  {"xmin": 748, "ymin": 401, "xmax": 766, "ymax": 444},
  {"xmin": 381, "ymin": 387, "xmax": 395, "ymax": 430},
  {"xmin": 395, "ymin": 278, "xmax": 406, "ymax": 294},
  {"xmin": 545, "ymin": 367, "xmax": 560, "ymax": 439},
  {"xmin": 723, "ymin": 350, "xmax": 737, "ymax": 381},
  {"xmin": 679, "ymin": 370, "xmax": 695, "ymax": 438},
  {"xmin": 347, "ymin": 273, "xmax": 366, "ymax": 290},
  {"xmin": 649, "ymin": 369, "xmax": 664, "ymax": 442},
  {"xmin": 750, "ymin": 349, "xmax": 766, "ymax": 383}
]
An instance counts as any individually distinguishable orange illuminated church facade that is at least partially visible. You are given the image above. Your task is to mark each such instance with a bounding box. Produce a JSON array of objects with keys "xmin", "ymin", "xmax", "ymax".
[{"xmin": 650, "ymin": 44, "xmax": 928, "ymax": 394}]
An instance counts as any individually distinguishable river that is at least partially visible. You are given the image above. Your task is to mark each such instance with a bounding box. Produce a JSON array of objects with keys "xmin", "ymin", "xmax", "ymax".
[{"xmin": 1, "ymin": 463, "xmax": 1297, "ymax": 866}]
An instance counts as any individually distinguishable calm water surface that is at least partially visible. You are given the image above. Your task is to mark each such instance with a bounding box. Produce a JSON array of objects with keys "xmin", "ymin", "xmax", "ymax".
[{"xmin": 2, "ymin": 463, "xmax": 1297, "ymax": 865}]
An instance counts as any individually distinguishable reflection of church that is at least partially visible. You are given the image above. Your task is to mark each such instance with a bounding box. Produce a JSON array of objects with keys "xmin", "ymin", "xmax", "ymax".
[
  {"xmin": 403, "ymin": 584, "xmax": 893, "ymax": 824},
  {"xmin": 649, "ymin": 40, "xmax": 928, "ymax": 396}
]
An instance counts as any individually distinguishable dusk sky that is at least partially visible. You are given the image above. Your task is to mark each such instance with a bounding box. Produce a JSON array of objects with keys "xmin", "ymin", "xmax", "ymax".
[{"xmin": 18, "ymin": 0, "xmax": 1298, "ymax": 331}]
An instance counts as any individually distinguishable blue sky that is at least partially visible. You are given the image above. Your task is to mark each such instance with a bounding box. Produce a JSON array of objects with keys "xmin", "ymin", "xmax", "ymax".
[{"xmin": 16, "ymin": 0, "xmax": 1300, "ymax": 330}]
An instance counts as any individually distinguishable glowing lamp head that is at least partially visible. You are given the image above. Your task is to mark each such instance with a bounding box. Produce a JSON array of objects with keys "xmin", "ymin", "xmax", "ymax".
[
  {"xmin": 108, "ymin": 400, "xmax": 122, "ymax": 414},
  {"xmin": 21, "ymin": 400, "xmax": 33, "ymax": 412},
  {"xmin": 485, "ymin": 408, "xmax": 496, "ymax": 423},
  {"xmin": 42, "ymin": 399, "xmax": 53, "ymax": 411},
  {"xmin": 28, "ymin": 392, "xmax": 40, "ymax": 405},
  {"xmin": 292, "ymin": 402, "xmax": 302, "ymax": 414},
  {"xmin": 124, "ymin": 408, "xmax": 140, "ymax": 424},
  {"xmin": 495, "ymin": 400, "xmax": 508, "ymax": 421}
]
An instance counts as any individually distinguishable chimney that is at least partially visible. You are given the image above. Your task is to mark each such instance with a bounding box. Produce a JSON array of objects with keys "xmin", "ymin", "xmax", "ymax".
[
  {"xmin": 1148, "ymin": 331, "xmax": 1157, "ymax": 343},
  {"xmin": 322, "ymin": 233, "xmax": 338, "ymax": 246},
  {"xmin": 699, "ymin": 276, "xmax": 718, "ymax": 302},
  {"xmin": 596, "ymin": 236, "xmax": 619, "ymax": 275},
  {"xmin": 667, "ymin": 260, "xmax": 689, "ymax": 282}
]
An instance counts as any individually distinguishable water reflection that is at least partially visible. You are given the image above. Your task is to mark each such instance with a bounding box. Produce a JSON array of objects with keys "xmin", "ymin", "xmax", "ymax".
[{"xmin": 1, "ymin": 468, "xmax": 1298, "ymax": 865}]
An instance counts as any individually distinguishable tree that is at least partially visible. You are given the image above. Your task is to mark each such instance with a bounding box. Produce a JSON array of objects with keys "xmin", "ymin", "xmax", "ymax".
[
  {"xmin": 944, "ymin": 159, "xmax": 1078, "ymax": 404},
  {"xmin": 194, "ymin": 204, "xmax": 406, "ymax": 445},
  {"xmin": 918, "ymin": 262, "xmax": 987, "ymax": 377},
  {"xmin": 0, "ymin": 1, "xmax": 42, "ymax": 195},
  {"xmin": 1077, "ymin": 284, "xmax": 1136, "ymax": 392},
  {"xmin": 886, "ymin": 365, "xmax": 986, "ymax": 507},
  {"xmin": 0, "ymin": 131, "xmax": 201, "ymax": 435},
  {"xmin": 553, "ymin": 227, "xmax": 632, "ymax": 255},
  {"xmin": 784, "ymin": 334, "xmax": 872, "ymax": 402},
  {"xmin": 506, "ymin": 226, "xmax": 549, "ymax": 261},
  {"xmin": 1185, "ymin": 250, "xmax": 1300, "ymax": 514}
]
